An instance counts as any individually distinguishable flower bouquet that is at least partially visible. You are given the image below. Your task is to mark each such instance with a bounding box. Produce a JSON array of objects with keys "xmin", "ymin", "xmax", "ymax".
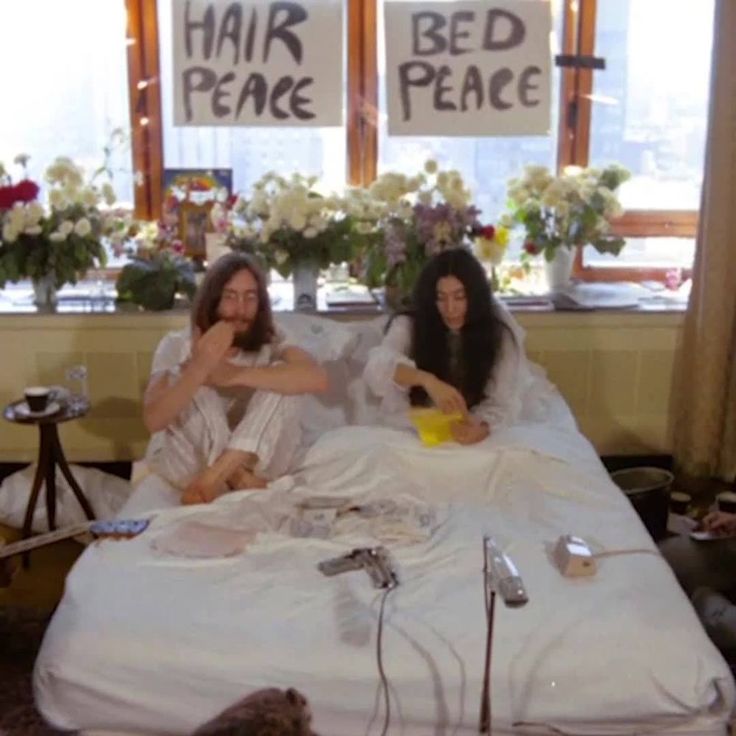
[
  {"xmin": 505, "ymin": 163, "xmax": 630, "ymax": 265},
  {"xmin": 0, "ymin": 155, "xmax": 124, "ymax": 305},
  {"xmin": 361, "ymin": 160, "xmax": 504, "ymax": 306}
]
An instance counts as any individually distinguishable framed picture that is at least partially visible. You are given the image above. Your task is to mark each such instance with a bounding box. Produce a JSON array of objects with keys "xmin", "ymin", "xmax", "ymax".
[{"xmin": 162, "ymin": 168, "xmax": 233, "ymax": 260}]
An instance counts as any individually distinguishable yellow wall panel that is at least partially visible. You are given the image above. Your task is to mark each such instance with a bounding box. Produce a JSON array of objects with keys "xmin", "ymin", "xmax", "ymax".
[{"xmin": 0, "ymin": 311, "xmax": 685, "ymax": 461}]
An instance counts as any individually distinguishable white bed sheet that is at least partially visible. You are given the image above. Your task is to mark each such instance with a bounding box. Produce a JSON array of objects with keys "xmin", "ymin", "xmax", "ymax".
[{"xmin": 34, "ymin": 420, "xmax": 735, "ymax": 736}]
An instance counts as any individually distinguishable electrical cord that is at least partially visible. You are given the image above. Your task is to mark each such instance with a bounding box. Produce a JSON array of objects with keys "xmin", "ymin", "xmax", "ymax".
[{"xmin": 376, "ymin": 584, "xmax": 396, "ymax": 736}]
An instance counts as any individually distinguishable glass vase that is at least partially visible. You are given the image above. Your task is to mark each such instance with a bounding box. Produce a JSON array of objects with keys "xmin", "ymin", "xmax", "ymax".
[
  {"xmin": 32, "ymin": 274, "xmax": 58, "ymax": 309},
  {"xmin": 292, "ymin": 262, "xmax": 319, "ymax": 311}
]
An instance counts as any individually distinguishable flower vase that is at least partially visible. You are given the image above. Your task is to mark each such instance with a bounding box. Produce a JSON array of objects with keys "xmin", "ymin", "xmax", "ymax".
[
  {"xmin": 32, "ymin": 274, "xmax": 58, "ymax": 309},
  {"xmin": 544, "ymin": 246, "xmax": 575, "ymax": 292},
  {"xmin": 292, "ymin": 262, "xmax": 319, "ymax": 311}
]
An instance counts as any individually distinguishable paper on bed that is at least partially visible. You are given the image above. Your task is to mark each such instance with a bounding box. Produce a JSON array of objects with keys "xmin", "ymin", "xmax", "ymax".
[{"xmin": 34, "ymin": 426, "xmax": 735, "ymax": 736}]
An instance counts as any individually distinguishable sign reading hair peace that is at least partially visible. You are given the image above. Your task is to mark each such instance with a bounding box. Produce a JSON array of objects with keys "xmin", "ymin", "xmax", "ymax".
[
  {"xmin": 172, "ymin": 0, "xmax": 343, "ymax": 126},
  {"xmin": 385, "ymin": 1, "xmax": 551, "ymax": 136}
]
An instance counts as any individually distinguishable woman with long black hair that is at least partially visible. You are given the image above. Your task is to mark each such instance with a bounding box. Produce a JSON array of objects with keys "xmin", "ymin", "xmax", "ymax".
[{"xmin": 364, "ymin": 248, "xmax": 531, "ymax": 445}]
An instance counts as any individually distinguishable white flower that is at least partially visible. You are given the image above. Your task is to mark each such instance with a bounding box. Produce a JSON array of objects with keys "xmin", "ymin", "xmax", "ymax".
[
  {"xmin": 25, "ymin": 201, "xmax": 45, "ymax": 224},
  {"xmin": 24, "ymin": 225, "xmax": 43, "ymax": 236},
  {"xmin": 59, "ymin": 220, "xmax": 75, "ymax": 237},
  {"xmin": 303, "ymin": 227, "xmax": 318, "ymax": 239},
  {"xmin": 2, "ymin": 222, "xmax": 18, "ymax": 243},
  {"xmin": 49, "ymin": 189, "xmax": 68, "ymax": 210},
  {"xmin": 74, "ymin": 218, "xmax": 92, "ymax": 237},
  {"xmin": 49, "ymin": 231, "xmax": 66, "ymax": 243},
  {"xmin": 81, "ymin": 188, "xmax": 98, "ymax": 208}
]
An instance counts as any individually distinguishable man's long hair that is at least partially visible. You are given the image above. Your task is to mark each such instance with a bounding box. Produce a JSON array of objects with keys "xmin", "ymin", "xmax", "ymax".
[
  {"xmin": 190, "ymin": 252, "xmax": 274, "ymax": 351},
  {"xmin": 408, "ymin": 248, "xmax": 509, "ymax": 409}
]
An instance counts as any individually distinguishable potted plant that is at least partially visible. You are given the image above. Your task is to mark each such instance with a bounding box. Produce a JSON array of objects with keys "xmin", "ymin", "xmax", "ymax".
[
  {"xmin": 504, "ymin": 163, "xmax": 630, "ymax": 290},
  {"xmin": 0, "ymin": 155, "xmax": 124, "ymax": 307},
  {"xmin": 115, "ymin": 221, "xmax": 196, "ymax": 311}
]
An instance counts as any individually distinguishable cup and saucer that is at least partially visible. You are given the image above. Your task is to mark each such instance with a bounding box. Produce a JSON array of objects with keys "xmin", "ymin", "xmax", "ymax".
[{"xmin": 16, "ymin": 386, "xmax": 62, "ymax": 418}]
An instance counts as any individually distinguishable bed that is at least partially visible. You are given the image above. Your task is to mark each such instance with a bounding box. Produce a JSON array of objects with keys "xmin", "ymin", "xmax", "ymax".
[{"xmin": 33, "ymin": 316, "xmax": 735, "ymax": 736}]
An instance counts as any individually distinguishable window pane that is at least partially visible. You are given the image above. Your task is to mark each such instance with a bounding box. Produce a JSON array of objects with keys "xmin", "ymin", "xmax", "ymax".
[
  {"xmin": 377, "ymin": 0, "xmax": 564, "ymax": 225},
  {"xmin": 589, "ymin": 0, "xmax": 714, "ymax": 212},
  {"xmin": 157, "ymin": 1, "xmax": 347, "ymax": 192},
  {"xmin": 0, "ymin": 0, "xmax": 134, "ymax": 204},
  {"xmin": 583, "ymin": 237, "xmax": 695, "ymax": 269}
]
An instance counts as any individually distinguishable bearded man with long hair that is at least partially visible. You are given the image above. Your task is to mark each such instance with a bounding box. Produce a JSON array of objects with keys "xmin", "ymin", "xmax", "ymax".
[{"xmin": 143, "ymin": 253, "xmax": 327, "ymax": 504}]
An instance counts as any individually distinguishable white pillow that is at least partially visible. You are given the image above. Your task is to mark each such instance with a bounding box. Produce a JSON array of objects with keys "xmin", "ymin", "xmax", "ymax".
[{"xmin": 275, "ymin": 313, "xmax": 358, "ymax": 362}]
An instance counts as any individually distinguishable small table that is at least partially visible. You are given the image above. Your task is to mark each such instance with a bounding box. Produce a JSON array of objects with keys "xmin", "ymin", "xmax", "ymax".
[{"xmin": 3, "ymin": 394, "xmax": 96, "ymax": 563}]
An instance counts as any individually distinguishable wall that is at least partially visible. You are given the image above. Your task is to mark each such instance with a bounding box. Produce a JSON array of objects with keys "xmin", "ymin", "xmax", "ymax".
[{"xmin": 0, "ymin": 310, "xmax": 683, "ymax": 462}]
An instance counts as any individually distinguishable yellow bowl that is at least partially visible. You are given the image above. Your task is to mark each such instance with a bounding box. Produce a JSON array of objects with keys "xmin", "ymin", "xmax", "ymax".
[{"xmin": 409, "ymin": 408, "xmax": 463, "ymax": 446}]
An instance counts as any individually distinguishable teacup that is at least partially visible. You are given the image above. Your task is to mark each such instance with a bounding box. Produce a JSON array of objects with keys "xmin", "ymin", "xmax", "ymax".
[
  {"xmin": 24, "ymin": 386, "xmax": 51, "ymax": 413},
  {"xmin": 669, "ymin": 491, "xmax": 691, "ymax": 516},
  {"xmin": 716, "ymin": 491, "xmax": 736, "ymax": 514}
]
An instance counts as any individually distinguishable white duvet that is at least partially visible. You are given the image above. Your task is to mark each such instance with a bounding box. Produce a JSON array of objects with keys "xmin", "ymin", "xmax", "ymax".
[{"xmin": 34, "ymin": 417, "xmax": 735, "ymax": 735}]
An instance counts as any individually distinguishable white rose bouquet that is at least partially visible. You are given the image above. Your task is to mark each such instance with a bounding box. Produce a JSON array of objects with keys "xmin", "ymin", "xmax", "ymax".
[
  {"xmin": 0, "ymin": 154, "xmax": 127, "ymax": 291},
  {"xmin": 212, "ymin": 172, "xmax": 365, "ymax": 277},
  {"xmin": 505, "ymin": 163, "xmax": 630, "ymax": 263}
]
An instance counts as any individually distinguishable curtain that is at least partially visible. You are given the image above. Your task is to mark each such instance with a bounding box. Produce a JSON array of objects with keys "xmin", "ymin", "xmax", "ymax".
[{"xmin": 673, "ymin": 0, "xmax": 736, "ymax": 481}]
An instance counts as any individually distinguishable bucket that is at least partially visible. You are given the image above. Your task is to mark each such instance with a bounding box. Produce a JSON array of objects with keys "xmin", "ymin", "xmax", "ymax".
[{"xmin": 610, "ymin": 467, "xmax": 674, "ymax": 541}]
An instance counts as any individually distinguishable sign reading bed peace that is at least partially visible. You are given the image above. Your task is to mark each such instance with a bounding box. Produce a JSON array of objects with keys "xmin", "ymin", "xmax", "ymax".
[
  {"xmin": 172, "ymin": 0, "xmax": 343, "ymax": 126},
  {"xmin": 385, "ymin": 1, "xmax": 552, "ymax": 136}
]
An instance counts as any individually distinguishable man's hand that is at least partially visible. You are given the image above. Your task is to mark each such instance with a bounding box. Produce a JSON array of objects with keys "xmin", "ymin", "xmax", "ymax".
[
  {"xmin": 702, "ymin": 511, "xmax": 736, "ymax": 536},
  {"xmin": 451, "ymin": 418, "xmax": 490, "ymax": 445},
  {"xmin": 424, "ymin": 376, "xmax": 468, "ymax": 416},
  {"xmin": 205, "ymin": 359, "xmax": 243, "ymax": 388},
  {"xmin": 191, "ymin": 322, "xmax": 235, "ymax": 374}
]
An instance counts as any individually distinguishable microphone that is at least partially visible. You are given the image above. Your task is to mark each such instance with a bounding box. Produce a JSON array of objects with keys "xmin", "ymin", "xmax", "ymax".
[{"xmin": 483, "ymin": 537, "xmax": 528, "ymax": 607}]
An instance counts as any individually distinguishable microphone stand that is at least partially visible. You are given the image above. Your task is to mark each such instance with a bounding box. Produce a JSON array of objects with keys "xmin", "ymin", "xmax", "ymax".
[{"xmin": 479, "ymin": 537, "xmax": 496, "ymax": 734}]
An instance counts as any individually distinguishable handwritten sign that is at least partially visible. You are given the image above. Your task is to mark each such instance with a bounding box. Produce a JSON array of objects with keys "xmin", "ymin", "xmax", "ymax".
[
  {"xmin": 385, "ymin": 1, "xmax": 551, "ymax": 136},
  {"xmin": 173, "ymin": 0, "xmax": 343, "ymax": 126}
]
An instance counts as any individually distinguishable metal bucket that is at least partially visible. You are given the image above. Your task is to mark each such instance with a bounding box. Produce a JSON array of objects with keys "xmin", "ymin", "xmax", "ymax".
[{"xmin": 610, "ymin": 467, "xmax": 674, "ymax": 541}]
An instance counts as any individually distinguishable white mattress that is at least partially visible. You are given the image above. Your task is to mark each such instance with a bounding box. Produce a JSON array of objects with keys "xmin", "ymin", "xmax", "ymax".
[{"xmin": 34, "ymin": 419, "xmax": 735, "ymax": 735}]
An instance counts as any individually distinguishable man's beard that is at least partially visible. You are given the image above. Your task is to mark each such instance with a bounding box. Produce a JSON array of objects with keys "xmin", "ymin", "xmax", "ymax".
[{"xmin": 231, "ymin": 327, "xmax": 257, "ymax": 351}]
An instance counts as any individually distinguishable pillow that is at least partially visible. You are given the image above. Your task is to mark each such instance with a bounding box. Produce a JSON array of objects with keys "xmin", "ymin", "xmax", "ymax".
[{"xmin": 274, "ymin": 313, "xmax": 359, "ymax": 362}]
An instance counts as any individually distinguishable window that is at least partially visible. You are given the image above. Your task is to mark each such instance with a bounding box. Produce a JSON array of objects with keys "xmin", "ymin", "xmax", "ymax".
[
  {"xmin": 582, "ymin": 0, "xmax": 714, "ymax": 277},
  {"xmin": 5, "ymin": 0, "xmax": 713, "ymax": 282},
  {"xmin": 0, "ymin": 0, "xmax": 134, "ymax": 205}
]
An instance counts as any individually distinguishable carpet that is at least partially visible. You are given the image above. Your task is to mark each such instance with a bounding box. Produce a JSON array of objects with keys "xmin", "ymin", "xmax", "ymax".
[{"xmin": 0, "ymin": 606, "xmax": 70, "ymax": 736}]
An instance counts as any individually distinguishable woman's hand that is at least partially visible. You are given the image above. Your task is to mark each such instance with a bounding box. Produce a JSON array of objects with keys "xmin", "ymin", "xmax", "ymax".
[
  {"xmin": 451, "ymin": 419, "xmax": 490, "ymax": 445},
  {"xmin": 424, "ymin": 376, "xmax": 468, "ymax": 416},
  {"xmin": 702, "ymin": 511, "xmax": 736, "ymax": 535}
]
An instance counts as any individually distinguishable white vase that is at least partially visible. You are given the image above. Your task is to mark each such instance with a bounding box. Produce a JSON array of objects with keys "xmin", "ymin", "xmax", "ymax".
[
  {"xmin": 32, "ymin": 274, "xmax": 58, "ymax": 309},
  {"xmin": 544, "ymin": 246, "xmax": 576, "ymax": 292},
  {"xmin": 292, "ymin": 262, "xmax": 319, "ymax": 311}
]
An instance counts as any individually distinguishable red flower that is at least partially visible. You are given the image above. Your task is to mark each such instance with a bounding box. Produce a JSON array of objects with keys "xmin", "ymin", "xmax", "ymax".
[
  {"xmin": 524, "ymin": 241, "xmax": 541, "ymax": 255},
  {"xmin": 0, "ymin": 179, "xmax": 41, "ymax": 209},
  {"xmin": 171, "ymin": 239, "xmax": 184, "ymax": 254},
  {"xmin": 14, "ymin": 179, "xmax": 40, "ymax": 203},
  {"xmin": 227, "ymin": 194, "xmax": 238, "ymax": 208},
  {"xmin": 479, "ymin": 224, "xmax": 496, "ymax": 240}
]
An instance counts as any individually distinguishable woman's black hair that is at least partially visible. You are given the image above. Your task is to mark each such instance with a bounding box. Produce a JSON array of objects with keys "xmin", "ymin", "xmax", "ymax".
[{"xmin": 402, "ymin": 248, "xmax": 510, "ymax": 408}]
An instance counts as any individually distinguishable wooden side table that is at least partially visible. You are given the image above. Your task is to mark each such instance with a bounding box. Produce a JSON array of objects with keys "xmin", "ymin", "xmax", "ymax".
[{"xmin": 3, "ymin": 394, "xmax": 96, "ymax": 564}]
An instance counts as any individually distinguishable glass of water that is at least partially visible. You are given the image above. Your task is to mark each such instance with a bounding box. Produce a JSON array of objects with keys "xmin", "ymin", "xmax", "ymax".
[{"xmin": 64, "ymin": 364, "xmax": 89, "ymax": 411}]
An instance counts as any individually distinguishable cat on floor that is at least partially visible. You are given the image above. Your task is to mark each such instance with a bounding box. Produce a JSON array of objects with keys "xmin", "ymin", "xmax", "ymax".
[{"xmin": 192, "ymin": 687, "xmax": 318, "ymax": 736}]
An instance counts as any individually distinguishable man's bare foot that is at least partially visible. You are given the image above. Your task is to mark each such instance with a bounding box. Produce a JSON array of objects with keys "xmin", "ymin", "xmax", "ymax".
[
  {"xmin": 226, "ymin": 466, "xmax": 268, "ymax": 491},
  {"xmin": 181, "ymin": 477, "xmax": 226, "ymax": 505}
]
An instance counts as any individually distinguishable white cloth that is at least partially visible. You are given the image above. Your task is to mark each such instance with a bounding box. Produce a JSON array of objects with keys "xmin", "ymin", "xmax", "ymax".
[
  {"xmin": 34, "ymin": 425, "xmax": 735, "ymax": 735},
  {"xmin": 145, "ymin": 329, "xmax": 303, "ymax": 488},
  {"xmin": 362, "ymin": 304, "xmax": 550, "ymax": 430}
]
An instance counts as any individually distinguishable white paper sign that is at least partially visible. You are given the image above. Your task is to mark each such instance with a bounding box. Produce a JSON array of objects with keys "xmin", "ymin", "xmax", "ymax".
[
  {"xmin": 173, "ymin": 0, "xmax": 343, "ymax": 126},
  {"xmin": 385, "ymin": 1, "xmax": 551, "ymax": 136}
]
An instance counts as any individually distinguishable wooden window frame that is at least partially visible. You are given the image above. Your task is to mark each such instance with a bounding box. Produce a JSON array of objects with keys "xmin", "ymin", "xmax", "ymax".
[{"xmin": 127, "ymin": 0, "xmax": 700, "ymax": 283}]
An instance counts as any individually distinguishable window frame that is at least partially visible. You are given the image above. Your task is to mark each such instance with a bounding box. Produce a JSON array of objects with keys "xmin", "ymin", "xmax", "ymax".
[{"xmin": 126, "ymin": 0, "xmax": 703, "ymax": 282}]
